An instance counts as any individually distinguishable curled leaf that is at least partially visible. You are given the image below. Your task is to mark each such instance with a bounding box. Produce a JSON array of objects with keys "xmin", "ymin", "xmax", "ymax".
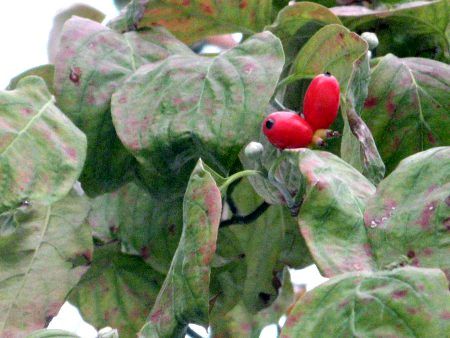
[{"xmin": 139, "ymin": 159, "xmax": 222, "ymax": 337}]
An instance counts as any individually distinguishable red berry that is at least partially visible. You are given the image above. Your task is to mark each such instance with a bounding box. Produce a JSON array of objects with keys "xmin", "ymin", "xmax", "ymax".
[
  {"xmin": 303, "ymin": 72, "xmax": 340, "ymax": 130},
  {"xmin": 262, "ymin": 111, "xmax": 313, "ymax": 149}
]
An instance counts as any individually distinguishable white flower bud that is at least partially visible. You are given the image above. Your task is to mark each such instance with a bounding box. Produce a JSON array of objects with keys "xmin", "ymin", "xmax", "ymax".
[{"xmin": 361, "ymin": 32, "xmax": 379, "ymax": 50}]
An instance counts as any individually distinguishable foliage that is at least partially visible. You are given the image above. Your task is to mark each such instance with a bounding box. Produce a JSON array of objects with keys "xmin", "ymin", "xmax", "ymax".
[{"xmin": 1, "ymin": 0, "xmax": 449, "ymax": 337}]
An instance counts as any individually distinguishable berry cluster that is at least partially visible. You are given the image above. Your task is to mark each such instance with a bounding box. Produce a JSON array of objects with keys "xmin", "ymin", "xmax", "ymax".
[{"xmin": 263, "ymin": 73, "xmax": 340, "ymax": 149}]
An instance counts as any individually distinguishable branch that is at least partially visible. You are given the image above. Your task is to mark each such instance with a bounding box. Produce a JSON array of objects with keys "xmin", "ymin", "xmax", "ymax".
[
  {"xmin": 220, "ymin": 201, "xmax": 270, "ymax": 227},
  {"xmin": 186, "ymin": 327, "xmax": 204, "ymax": 338}
]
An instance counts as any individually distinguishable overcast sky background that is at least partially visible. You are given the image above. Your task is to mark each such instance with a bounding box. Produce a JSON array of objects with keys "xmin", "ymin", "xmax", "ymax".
[{"xmin": 0, "ymin": 2, "xmax": 327, "ymax": 337}]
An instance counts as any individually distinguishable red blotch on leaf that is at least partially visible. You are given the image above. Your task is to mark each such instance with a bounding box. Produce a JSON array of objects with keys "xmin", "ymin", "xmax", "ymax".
[
  {"xmin": 239, "ymin": 0, "xmax": 247, "ymax": 9},
  {"xmin": 417, "ymin": 201, "xmax": 437, "ymax": 229},
  {"xmin": 364, "ymin": 97, "xmax": 377, "ymax": 108},
  {"xmin": 392, "ymin": 290, "xmax": 408, "ymax": 299},
  {"xmin": 441, "ymin": 311, "xmax": 450, "ymax": 320},
  {"xmin": 182, "ymin": 0, "xmax": 190, "ymax": 5}
]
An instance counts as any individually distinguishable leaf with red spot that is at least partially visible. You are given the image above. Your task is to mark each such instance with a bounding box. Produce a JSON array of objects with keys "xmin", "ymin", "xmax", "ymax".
[
  {"xmin": 0, "ymin": 190, "xmax": 92, "ymax": 337},
  {"xmin": 54, "ymin": 17, "xmax": 193, "ymax": 196},
  {"xmin": 0, "ymin": 76, "xmax": 86, "ymax": 213},
  {"xmin": 87, "ymin": 182, "xmax": 183, "ymax": 274},
  {"xmin": 296, "ymin": 149, "xmax": 376, "ymax": 277},
  {"xmin": 365, "ymin": 147, "xmax": 450, "ymax": 280},
  {"xmin": 332, "ymin": 0, "xmax": 449, "ymax": 61},
  {"xmin": 281, "ymin": 267, "xmax": 450, "ymax": 337},
  {"xmin": 68, "ymin": 244, "xmax": 164, "ymax": 338},
  {"xmin": 111, "ymin": 31, "xmax": 284, "ymax": 198},
  {"xmin": 266, "ymin": 2, "xmax": 342, "ymax": 67},
  {"xmin": 139, "ymin": 159, "xmax": 222, "ymax": 337},
  {"xmin": 360, "ymin": 54, "xmax": 450, "ymax": 173},
  {"xmin": 108, "ymin": 0, "xmax": 273, "ymax": 44}
]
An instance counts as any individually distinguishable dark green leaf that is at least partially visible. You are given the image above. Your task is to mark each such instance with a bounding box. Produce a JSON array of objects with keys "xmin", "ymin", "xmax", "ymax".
[
  {"xmin": 6, "ymin": 65, "xmax": 55, "ymax": 95},
  {"xmin": 281, "ymin": 267, "xmax": 450, "ymax": 337},
  {"xmin": 108, "ymin": 0, "xmax": 273, "ymax": 44},
  {"xmin": 54, "ymin": 17, "xmax": 193, "ymax": 196},
  {"xmin": 332, "ymin": 0, "xmax": 449, "ymax": 61},
  {"xmin": 69, "ymin": 244, "xmax": 164, "ymax": 337},
  {"xmin": 361, "ymin": 54, "xmax": 450, "ymax": 173},
  {"xmin": 296, "ymin": 149, "xmax": 376, "ymax": 277},
  {"xmin": 88, "ymin": 182, "xmax": 183, "ymax": 274},
  {"xmin": 139, "ymin": 159, "xmax": 222, "ymax": 337},
  {"xmin": 111, "ymin": 31, "xmax": 284, "ymax": 198},
  {"xmin": 211, "ymin": 178, "xmax": 311, "ymax": 319},
  {"xmin": 211, "ymin": 268, "xmax": 294, "ymax": 337},
  {"xmin": 365, "ymin": 147, "xmax": 450, "ymax": 280},
  {"xmin": 267, "ymin": 2, "xmax": 341, "ymax": 67},
  {"xmin": 0, "ymin": 76, "xmax": 86, "ymax": 213},
  {"xmin": 0, "ymin": 190, "xmax": 92, "ymax": 337}
]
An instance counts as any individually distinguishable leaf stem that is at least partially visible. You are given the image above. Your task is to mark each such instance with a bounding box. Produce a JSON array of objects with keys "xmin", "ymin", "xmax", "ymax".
[{"xmin": 219, "ymin": 170, "xmax": 261, "ymax": 194}]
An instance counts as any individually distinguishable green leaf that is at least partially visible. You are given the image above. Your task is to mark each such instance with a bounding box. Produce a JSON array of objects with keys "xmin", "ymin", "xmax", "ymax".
[
  {"xmin": 281, "ymin": 267, "xmax": 450, "ymax": 337},
  {"xmin": 6, "ymin": 65, "xmax": 55, "ymax": 95},
  {"xmin": 47, "ymin": 3, "xmax": 105, "ymax": 63},
  {"xmin": 88, "ymin": 182, "xmax": 183, "ymax": 274},
  {"xmin": 0, "ymin": 76, "xmax": 86, "ymax": 213},
  {"xmin": 111, "ymin": 31, "xmax": 284, "ymax": 198},
  {"xmin": 365, "ymin": 147, "xmax": 450, "ymax": 280},
  {"xmin": 0, "ymin": 190, "xmax": 93, "ymax": 337},
  {"xmin": 211, "ymin": 268, "xmax": 294, "ymax": 337},
  {"xmin": 26, "ymin": 329, "xmax": 80, "ymax": 338},
  {"xmin": 54, "ymin": 17, "xmax": 193, "ymax": 196},
  {"xmin": 340, "ymin": 52, "xmax": 385, "ymax": 185},
  {"xmin": 108, "ymin": 0, "xmax": 273, "ymax": 44},
  {"xmin": 332, "ymin": 0, "xmax": 450, "ymax": 61},
  {"xmin": 361, "ymin": 54, "xmax": 450, "ymax": 173},
  {"xmin": 289, "ymin": 24, "xmax": 367, "ymax": 90},
  {"xmin": 210, "ymin": 178, "xmax": 311, "ymax": 319},
  {"xmin": 139, "ymin": 159, "xmax": 222, "ymax": 337},
  {"xmin": 296, "ymin": 149, "xmax": 376, "ymax": 277},
  {"xmin": 69, "ymin": 244, "xmax": 164, "ymax": 337},
  {"xmin": 266, "ymin": 2, "xmax": 342, "ymax": 67}
]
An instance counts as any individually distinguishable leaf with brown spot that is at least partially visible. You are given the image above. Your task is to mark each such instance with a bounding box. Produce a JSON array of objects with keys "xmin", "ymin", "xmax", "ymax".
[
  {"xmin": 108, "ymin": 0, "xmax": 273, "ymax": 44},
  {"xmin": 365, "ymin": 147, "xmax": 450, "ymax": 280},
  {"xmin": 0, "ymin": 76, "xmax": 86, "ymax": 213},
  {"xmin": 0, "ymin": 190, "xmax": 92, "ymax": 337},
  {"xmin": 54, "ymin": 17, "xmax": 193, "ymax": 196},
  {"xmin": 281, "ymin": 267, "xmax": 450, "ymax": 337},
  {"xmin": 69, "ymin": 244, "xmax": 164, "ymax": 338},
  {"xmin": 139, "ymin": 159, "xmax": 222, "ymax": 337},
  {"xmin": 360, "ymin": 54, "xmax": 450, "ymax": 173}
]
